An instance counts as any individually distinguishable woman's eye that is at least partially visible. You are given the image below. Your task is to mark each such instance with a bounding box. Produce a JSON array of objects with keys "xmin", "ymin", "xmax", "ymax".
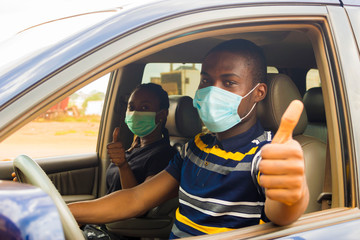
[
  {"xmin": 141, "ymin": 106, "xmax": 149, "ymax": 111},
  {"xmin": 128, "ymin": 105, "xmax": 135, "ymax": 111}
]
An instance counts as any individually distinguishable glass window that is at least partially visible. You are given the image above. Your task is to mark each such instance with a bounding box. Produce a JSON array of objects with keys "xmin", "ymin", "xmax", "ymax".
[
  {"xmin": 306, "ymin": 68, "xmax": 321, "ymax": 90},
  {"xmin": 0, "ymin": 74, "xmax": 110, "ymax": 161},
  {"xmin": 267, "ymin": 66, "xmax": 279, "ymax": 73},
  {"xmin": 143, "ymin": 63, "xmax": 202, "ymax": 98},
  {"xmin": 143, "ymin": 64, "xmax": 279, "ymax": 98}
]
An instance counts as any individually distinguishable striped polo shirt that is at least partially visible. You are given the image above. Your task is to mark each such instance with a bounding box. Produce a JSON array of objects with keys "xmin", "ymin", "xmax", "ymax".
[{"xmin": 165, "ymin": 121, "xmax": 272, "ymax": 239}]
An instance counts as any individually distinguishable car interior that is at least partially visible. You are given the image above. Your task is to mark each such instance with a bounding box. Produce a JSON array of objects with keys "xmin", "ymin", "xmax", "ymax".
[
  {"xmin": 1, "ymin": 17, "xmax": 348, "ymax": 239},
  {"xmin": 89, "ymin": 29, "xmax": 332, "ymax": 239}
]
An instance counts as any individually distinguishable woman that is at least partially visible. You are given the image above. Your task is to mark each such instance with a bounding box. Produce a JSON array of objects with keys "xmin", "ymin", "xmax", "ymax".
[
  {"xmin": 81, "ymin": 83, "xmax": 177, "ymax": 239},
  {"xmin": 106, "ymin": 83, "xmax": 177, "ymax": 193}
]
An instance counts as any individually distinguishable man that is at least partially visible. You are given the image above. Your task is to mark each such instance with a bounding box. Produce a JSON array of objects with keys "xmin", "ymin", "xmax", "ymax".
[{"xmin": 69, "ymin": 39, "xmax": 309, "ymax": 239}]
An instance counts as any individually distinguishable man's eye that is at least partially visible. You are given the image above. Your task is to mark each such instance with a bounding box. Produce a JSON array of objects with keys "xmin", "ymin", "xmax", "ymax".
[
  {"xmin": 200, "ymin": 78, "xmax": 210, "ymax": 85},
  {"xmin": 128, "ymin": 105, "xmax": 135, "ymax": 111},
  {"xmin": 224, "ymin": 81, "xmax": 235, "ymax": 87}
]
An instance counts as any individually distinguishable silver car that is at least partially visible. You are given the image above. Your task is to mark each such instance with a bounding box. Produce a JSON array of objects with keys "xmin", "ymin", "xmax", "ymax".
[{"xmin": 0, "ymin": 0, "xmax": 360, "ymax": 239}]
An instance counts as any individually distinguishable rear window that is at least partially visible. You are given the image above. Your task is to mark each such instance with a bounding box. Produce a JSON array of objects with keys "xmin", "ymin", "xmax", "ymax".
[
  {"xmin": 142, "ymin": 63, "xmax": 202, "ymax": 98},
  {"xmin": 306, "ymin": 68, "xmax": 321, "ymax": 90}
]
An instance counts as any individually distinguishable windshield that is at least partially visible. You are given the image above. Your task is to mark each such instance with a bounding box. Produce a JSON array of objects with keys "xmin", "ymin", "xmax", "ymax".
[{"xmin": 0, "ymin": 10, "xmax": 118, "ymax": 108}]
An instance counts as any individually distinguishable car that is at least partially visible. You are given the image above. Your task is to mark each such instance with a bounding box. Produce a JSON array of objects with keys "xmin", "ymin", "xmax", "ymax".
[
  {"xmin": 0, "ymin": 0, "xmax": 360, "ymax": 239},
  {"xmin": 0, "ymin": 180, "xmax": 65, "ymax": 239}
]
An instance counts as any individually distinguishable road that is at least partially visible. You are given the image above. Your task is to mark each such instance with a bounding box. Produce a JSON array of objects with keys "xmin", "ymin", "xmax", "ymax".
[{"xmin": 0, "ymin": 121, "xmax": 99, "ymax": 161}]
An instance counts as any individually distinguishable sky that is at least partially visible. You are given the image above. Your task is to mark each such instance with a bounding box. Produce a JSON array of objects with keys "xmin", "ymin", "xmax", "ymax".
[{"xmin": 0, "ymin": 0, "xmax": 144, "ymax": 43}]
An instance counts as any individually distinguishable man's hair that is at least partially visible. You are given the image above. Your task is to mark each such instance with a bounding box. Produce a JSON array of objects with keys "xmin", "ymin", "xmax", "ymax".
[{"xmin": 206, "ymin": 39, "xmax": 267, "ymax": 84}]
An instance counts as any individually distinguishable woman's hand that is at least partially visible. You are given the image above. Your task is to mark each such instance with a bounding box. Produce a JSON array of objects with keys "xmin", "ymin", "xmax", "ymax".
[{"xmin": 107, "ymin": 128, "xmax": 126, "ymax": 168}]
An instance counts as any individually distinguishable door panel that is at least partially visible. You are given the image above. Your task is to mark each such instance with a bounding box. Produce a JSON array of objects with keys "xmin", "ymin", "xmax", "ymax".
[{"xmin": 0, "ymin": 153, "xmax": 99, "ymax": 203}]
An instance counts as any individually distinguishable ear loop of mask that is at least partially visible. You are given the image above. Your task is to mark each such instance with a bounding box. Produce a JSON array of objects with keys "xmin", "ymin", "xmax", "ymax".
[
  {"xmin": 240, "ymin": 102, "xmax": 257, "ymax": 121},
  {"xmin": 156, "ymin": 110, "xmax": 165, "ymax": 138},
  {"xmin": 239, "ymin": 83, "xmax": 260, "ymax": 121}
]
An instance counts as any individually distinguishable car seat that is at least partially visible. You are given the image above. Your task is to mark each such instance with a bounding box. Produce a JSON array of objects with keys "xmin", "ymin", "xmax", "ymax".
[
  {"xmin": 303, "ymin": 87, "xmax": 327, "ymax": 143},
  {"xmin": 257, "ymin": 73, "xmax": 326, "ymax": 213},
  {"xmin": 106, "ymin": 95, "xmax": 202, "ymax": 239},
  {"xmin": 165, "ymin": 95, "xmax": 203, "ymax": 151}
]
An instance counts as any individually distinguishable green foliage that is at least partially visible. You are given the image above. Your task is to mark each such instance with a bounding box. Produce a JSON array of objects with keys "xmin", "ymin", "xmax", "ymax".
[
  {"xmin": 55, "ymin": 130, "xmax": 77, "ymax": 136},
  {"xmin": 35, "ymin": 115, "xmax": 101, "ymax": 123},
  {"xmin": 82, "ymin": 91, "xmax": 105, "ymax": 112}
]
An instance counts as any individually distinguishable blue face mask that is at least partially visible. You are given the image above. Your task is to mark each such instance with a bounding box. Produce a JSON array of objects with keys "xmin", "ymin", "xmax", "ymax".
[
  {"xmin": 125, "ymin": 111, "xmax": 158, "ymax": 137},
  {"xmin": 193, "ymin": 84, "xmax": 259, "ymax": 133}
]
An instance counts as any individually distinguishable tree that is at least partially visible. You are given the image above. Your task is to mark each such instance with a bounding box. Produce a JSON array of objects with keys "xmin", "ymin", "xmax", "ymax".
[{"xmin": 82, "ymin": 91, "xmax": 105, "ymax": 114}]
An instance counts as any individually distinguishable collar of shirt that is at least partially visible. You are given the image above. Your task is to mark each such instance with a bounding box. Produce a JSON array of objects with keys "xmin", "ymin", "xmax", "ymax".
[
  {"xmin": 126, "ymin": 137, "xmax": 168, "ymax": 155},
  {"xmin": 208, "ymin": 121, "xmax": 265, "ymax": 152}
]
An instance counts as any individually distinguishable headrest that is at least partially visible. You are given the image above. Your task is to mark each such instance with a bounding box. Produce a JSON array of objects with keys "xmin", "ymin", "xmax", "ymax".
[
  {"xmin": 257, "ymin": 73, "xmax": 308, "ymax": 135},
  {"xmin": 165, "ymin": 95, "xmax": 202, "ymax": 138},
  {"xmin": 303, "ymin": 87, "xmax": 325, "ymax": 123}
]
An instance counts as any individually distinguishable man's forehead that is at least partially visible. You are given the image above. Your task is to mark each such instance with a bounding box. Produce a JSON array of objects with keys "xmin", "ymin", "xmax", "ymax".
[{"xmin": 202, "ymin": 52, "xmax": 251, "ymax": 71}]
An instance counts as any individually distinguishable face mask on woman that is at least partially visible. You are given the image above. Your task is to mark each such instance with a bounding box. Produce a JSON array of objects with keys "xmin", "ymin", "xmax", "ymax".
[{"xmin": 125, "ymin": 111, "xmax": 159, "ymax": 137}]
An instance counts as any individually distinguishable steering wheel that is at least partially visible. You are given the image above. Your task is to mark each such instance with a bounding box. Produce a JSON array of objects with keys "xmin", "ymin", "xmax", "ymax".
[{"xmin": 13, "ymin": 155, "xmax": 85, "ymax": 240}]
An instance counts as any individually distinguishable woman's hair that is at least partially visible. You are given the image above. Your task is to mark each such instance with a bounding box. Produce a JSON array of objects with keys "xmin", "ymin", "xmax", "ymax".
[{"xmin": 132, "ymin": 83, "xmax": 170, "ymax": 143}]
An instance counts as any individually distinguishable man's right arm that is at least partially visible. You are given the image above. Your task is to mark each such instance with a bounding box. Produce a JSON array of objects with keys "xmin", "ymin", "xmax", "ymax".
[{"xmin": 68, "ymin": 170, "xmax": 179, "ymax": 225}]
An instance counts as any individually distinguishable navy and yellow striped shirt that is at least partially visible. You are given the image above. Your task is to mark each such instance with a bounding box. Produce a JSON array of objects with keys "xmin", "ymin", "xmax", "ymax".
[{"xmin": 165, "ymin": 121, "xmax": 272, "ymax": 239}]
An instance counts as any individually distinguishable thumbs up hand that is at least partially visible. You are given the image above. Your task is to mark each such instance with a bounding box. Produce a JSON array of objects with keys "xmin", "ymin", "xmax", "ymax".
[
  {"xmin": 107, "ymin": 127, "xmax": 127, "ymax": 168},
  {"xmin": 259, "ymin": 100, "xmax": 308, "ymax": 207}
]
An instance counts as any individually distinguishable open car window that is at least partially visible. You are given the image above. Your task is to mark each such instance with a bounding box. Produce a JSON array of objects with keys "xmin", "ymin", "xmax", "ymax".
[{"xmin": 0, "ymin": 74, "xmax": 110, "ymax": 161}]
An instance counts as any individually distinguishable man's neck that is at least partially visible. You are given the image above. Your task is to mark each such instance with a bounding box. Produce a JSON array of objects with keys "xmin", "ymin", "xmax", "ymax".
[{"xmin": 216, "ymin": 117, "xmax": 257, "ymax": 141}]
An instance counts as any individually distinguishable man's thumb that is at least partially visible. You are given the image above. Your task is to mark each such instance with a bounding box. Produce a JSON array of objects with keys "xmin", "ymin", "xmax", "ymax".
[
  {"xmin": 272, "ymin": 100, "xmax": 304, "ymax": 144},
  {"xmin": 113, "ymin": 127, "xmax": 120, "ymax": 143}
]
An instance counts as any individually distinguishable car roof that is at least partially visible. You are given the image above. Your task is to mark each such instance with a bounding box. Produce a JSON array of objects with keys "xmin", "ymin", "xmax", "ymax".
[
  {"xmin": 343, "ymin": 0, "xmax": 360, "ymax": 6},
  {"xmin": 0, "ymin": 0, "xmax": 342, "ymax": 108}
]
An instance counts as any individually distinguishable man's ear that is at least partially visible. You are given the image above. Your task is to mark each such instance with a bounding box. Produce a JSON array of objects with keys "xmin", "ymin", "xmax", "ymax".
[{"xmin": 255, "ymin": 83, "xmax": 267, "ymax": 102}]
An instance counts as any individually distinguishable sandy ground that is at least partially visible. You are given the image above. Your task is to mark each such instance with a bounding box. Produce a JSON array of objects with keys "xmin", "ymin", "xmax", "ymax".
[{"xmin": 0, "ymin": 121, "xmax": 100, "ymax": 161}]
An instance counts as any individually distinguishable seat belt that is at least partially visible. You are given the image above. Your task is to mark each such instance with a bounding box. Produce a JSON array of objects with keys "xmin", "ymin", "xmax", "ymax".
[{"xmin": 317, "ymin": 137, "xmax": 332, "ymax": 209}]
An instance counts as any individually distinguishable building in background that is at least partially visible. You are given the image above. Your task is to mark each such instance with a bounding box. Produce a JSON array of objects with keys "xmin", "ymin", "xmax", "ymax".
[{"xmin": 151, "ymin": 63, "xmax": 200, "ymax": 97}]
